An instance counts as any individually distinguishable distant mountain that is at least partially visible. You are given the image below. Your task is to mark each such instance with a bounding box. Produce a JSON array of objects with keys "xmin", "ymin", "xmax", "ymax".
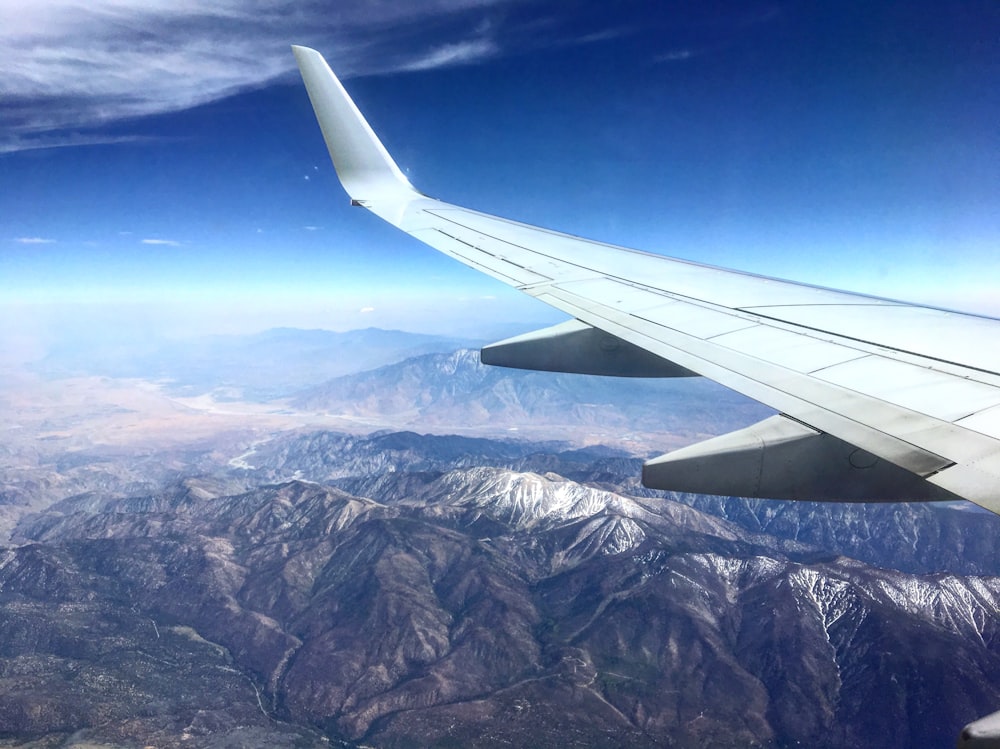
[
  {"xmin": 34, "ymin": 327, "xmax": 476, "ymax": 399},
  {"xmin": 292, "ymin": 348, "xmax": 772, "ymax": 441},
  {"xmin": 10, "ymin": 435, "xmax": 1000, "ymax": 748}
]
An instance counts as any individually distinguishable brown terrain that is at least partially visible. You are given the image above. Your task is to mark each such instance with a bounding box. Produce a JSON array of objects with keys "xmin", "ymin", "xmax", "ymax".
[{"xmin": 0, "ymin": 331, "xmax": 998, "ymax": 748}]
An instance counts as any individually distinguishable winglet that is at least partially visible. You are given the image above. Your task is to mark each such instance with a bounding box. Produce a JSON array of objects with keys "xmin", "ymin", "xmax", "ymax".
[{"xmin": 292, "ymin": 45, "xmax": 419, "ymax": 203}]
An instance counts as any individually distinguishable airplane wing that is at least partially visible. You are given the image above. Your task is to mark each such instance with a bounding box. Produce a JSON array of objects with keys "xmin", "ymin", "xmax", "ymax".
[{"xmin": 292, "ymin": 45, "xmax": 1000, "ymax": 515}]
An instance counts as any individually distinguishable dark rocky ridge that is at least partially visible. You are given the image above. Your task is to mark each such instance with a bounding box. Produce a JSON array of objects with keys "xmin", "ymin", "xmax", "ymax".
[
  {"xmin": 240, "ymin": 429, "xmax": 1000, "ymax": 577},
  {"xmin": 7, "ymin": 452, "xmax": 1000, "ymax": 748}
]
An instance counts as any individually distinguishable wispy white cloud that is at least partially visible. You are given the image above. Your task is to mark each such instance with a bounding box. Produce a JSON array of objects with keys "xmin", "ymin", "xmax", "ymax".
[
  {"xmin": 399, "ymin": 39, "xmax": 500, "ymax": 72},
  {"xmin": 359, "ymin": 306, "xmax": 376, "ymax": 313},
  {"xmin": 14, "ymin": 236, "xmax": 56, "ymax": 244},
  {"xmin": 0, "ymin": 0, "xmax": 531, "ymax": 153},
  {"xmin": 573, "ymin": 27, "xmax": 632, "ymax": 45},
  {"xmin": 0, "ymin": 132, "xmax": 159, "ymax": 155},
  {"xmin": 141, "ymin": 238, "xmax": 181, "ymax": 246},
  {"xmin": 653, "ymin": 44, "xmax": 726, "ymax": 64},
  {"xmin": 657, "ymin": 48, "xmax": 695, "ymax": 62}
]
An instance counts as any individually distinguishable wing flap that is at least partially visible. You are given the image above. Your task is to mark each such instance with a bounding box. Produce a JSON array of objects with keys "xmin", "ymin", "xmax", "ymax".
[
  {"xmin": 744, "ymin": 304, "xmax": 1000, "ymax": 374},
  {"xmin": 932, "ymin": 463, "xmax": 1000, "ymax": 513},
  {"xmin": 709, "ymin": 326, "xmax": 868, "ymax": 373},
  {"xmin": 957, "ymin": 406, "xmax": 1000, "ymax": 441},
  {"xmin": 814, "ymin": 357, "xmax": 1000, "ymax": 422}
]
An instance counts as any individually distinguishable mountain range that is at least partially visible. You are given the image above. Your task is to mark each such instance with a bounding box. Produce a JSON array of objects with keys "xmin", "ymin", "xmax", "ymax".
[
  {"xmin": 291, "ymin": 348, "xmax": 773, "ymax": 445},
  {"xmin": 4, "ymin": 429, "xmax": 999, "ymax": 748},
  {"xmin": 3, "ymin": 328, "xmax": 1000, "ymax": 747}
]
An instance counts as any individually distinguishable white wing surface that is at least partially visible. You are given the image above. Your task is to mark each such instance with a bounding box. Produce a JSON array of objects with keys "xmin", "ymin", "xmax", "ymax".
[{"xmin": 293, "ymin": 45, "xmax": 1000, "ymax": 515}]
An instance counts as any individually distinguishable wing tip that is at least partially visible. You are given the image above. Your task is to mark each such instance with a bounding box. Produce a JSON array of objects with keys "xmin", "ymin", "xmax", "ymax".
[{"xmin": 293, "ymin": 44, "xmax": 419, "ymax": 203}]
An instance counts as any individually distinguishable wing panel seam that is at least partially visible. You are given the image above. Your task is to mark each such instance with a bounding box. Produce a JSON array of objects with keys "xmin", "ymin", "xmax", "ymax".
[{"xmin": 745, "ymin": 309, "xmax": 1000, "ymax": 380}]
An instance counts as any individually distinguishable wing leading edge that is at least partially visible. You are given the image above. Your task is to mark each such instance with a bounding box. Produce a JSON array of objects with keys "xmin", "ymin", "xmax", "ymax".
[{"xmin": 292, "ymin": 45, "xmax": 1000, "ymax": 515}]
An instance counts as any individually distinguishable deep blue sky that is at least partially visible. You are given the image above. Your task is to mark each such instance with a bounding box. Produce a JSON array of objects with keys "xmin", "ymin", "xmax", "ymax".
[{"xmin": 1, "ymin": 0, "xmax": 997, "ymax": 349}]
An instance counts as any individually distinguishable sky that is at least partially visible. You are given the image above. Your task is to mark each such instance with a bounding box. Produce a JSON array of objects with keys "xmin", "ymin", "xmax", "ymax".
[{"xmin": 1, "ymin": 0, "xmax": 997, "ymax": 352}]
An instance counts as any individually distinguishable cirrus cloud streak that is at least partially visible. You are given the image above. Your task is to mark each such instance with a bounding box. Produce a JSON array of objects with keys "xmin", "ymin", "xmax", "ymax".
[
  {"xmin": 0, "ymin": 0, "xmax": 530, "ymax": 153},
  {"xmin": 13, "ymin": 236, "xmax": 56, "ymax": 244}
]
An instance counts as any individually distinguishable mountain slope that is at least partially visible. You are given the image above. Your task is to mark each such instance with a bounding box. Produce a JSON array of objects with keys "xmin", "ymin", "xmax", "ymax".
[
  {"xmin": 10, "ymin": 461, "xmax": 1000, "ymax": 748},
  {"xmin": 237, "ymin": 429, "xmax": 1000, "ymax": 577},
  {"xmin": 292, "ymin": 349, "xmax": 772, "ymax": 442}
]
